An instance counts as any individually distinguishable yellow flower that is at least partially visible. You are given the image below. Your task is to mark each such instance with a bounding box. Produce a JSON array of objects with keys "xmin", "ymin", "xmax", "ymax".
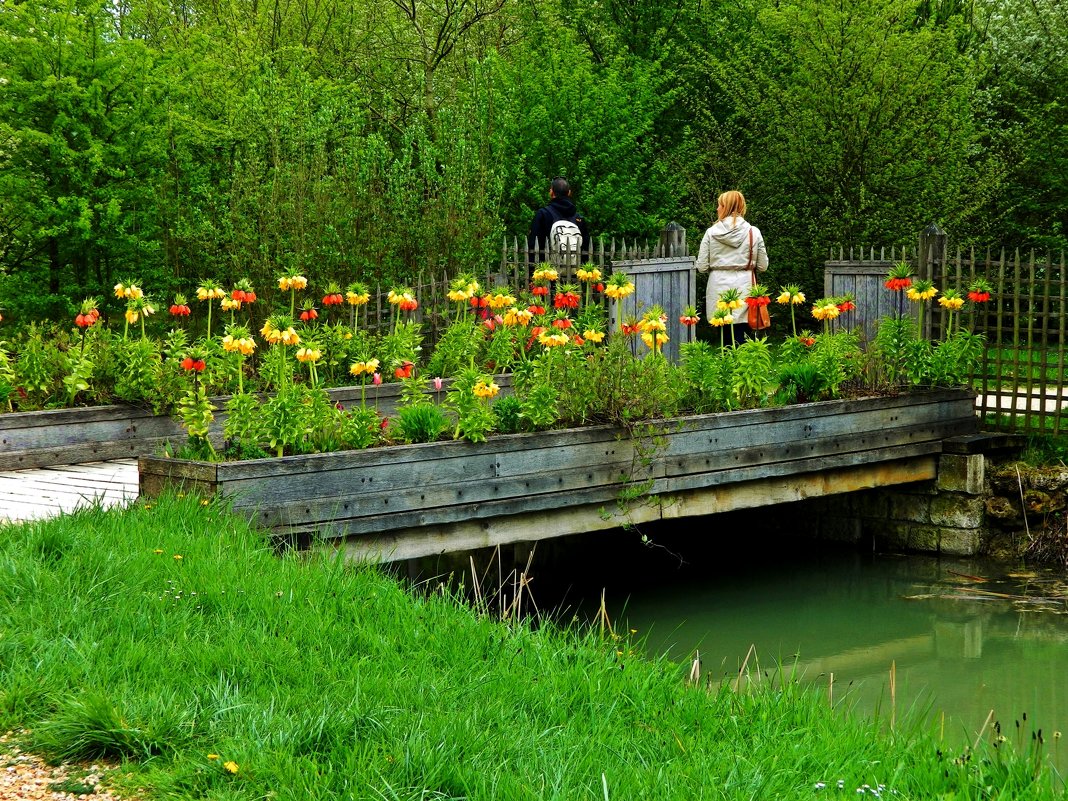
[
  {"xmin": 538, "ymin": 331, "xmax": 569, "ymax": 347},
  {"xmin": 280, "ymin": 328, "xmax": 300, "ymax": 346},
  {"xmin": 207, "ymin": 754, "xmax": 219, "ymax": 760},
  {"xmin": 114, "ymin": 282, "xmax": 127, "ymax": 299},
  {"xmin": 576, "ymin": 267, "xmax": 602, "ymax": 282},
  {"xmin": 223, "ymin": 761, "xmax": 239, "ymax": 774},
  {"xmin": 350, "ymin": 358, "xmax": 380, "ymax": 376},
  {"xmin": 221, "ymin": 297, "xmax": 241, "ymax": 311},
  {"xmin": 604, "ymin": 282, "xmax": 635, "ymax": 300},
  {"xmin": 583, "ymin": 329, "xmax": 605, "ymax": 343},
  {"xmin": 346, "ymin": 291, "xmax": 370, "ymax": 306},
  {"xmin": 532, "ymin": 267, "xmax": 559, "ymax": 282},
  {"xmin": 472, "ymin": 380, "xmax": 500, "ymax": 399},
  {"xmin": 487, "ymin": 293, "xmax": 516, "ymax": 310},
  {"xmin": 289, "ymin": 275, "xmax": 308, "ymax": 290},
  {"xmin": 295, "ymin": 347, "xmax": 321, "ymax": 363},
  {"xmin": 278, "ymin": 276, "xmax": 291, "ymax": 291},
  {"xmin": 196, "ymin": 287, "xmax": 210, "ymax": 301},
  {"xmin": 126, "ymin": 285, "xmax": 144, "ymax": 300},
  {"xmin": 222, "ymin": 335, "xmax": 238, "ymax": 352},
  {"xmin": 447, "ymin": 289, "xmax": 470, "ymax": 302},
  {"xmin": 173, "ymin": 554, "xmax": 183, "ymax": 560},
  {"xmin": 125, "ymin": 309, "xmax": 139, "ymax": 324},
  {"xmin": 938, "ymin": 296, "xmax": 965, "ymax": 310},
  {"xmin": 153, "ymin": 548, "xmax": 163, "ymax": 554}
]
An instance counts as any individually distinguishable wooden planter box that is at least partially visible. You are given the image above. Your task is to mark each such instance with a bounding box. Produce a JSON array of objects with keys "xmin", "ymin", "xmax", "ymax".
[
  {"xmin": 0, "ymin": 378, "xmax": 507, "ymax": 471},
  {"xmin": 139, "ymin": 388, "xmax": 977, "ymax": 561}
]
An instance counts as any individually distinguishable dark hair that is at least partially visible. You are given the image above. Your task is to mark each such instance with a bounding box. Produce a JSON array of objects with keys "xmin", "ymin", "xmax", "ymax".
[{"xmin": 551, "ymin": 176, "xmax": 570, "ymax": 198}]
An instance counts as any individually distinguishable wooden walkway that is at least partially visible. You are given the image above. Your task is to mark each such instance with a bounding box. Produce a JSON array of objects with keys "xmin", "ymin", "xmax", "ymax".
[{"xmin": 0, "ymin": 459, "xmax": 139, "ymax": 524}]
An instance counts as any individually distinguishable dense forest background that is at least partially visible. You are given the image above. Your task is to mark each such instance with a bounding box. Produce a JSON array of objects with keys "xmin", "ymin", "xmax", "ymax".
[{"xmin": 0, "ymin": 0, "xmax": 1065, "ymax": 319}]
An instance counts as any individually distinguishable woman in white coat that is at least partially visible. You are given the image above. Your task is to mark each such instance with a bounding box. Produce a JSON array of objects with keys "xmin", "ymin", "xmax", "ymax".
[{"xmin": 695, "ymin": 190, "xmax": 769, "ymax": 339}]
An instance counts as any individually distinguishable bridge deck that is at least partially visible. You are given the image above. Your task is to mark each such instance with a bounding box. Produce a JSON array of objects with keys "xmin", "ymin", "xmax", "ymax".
[{"xmin": 0, "ymin": 459, "xmax": 138, "ymax": 524}]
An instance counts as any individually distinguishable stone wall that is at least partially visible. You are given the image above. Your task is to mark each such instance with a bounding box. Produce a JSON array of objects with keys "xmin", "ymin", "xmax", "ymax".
[{"xmin": 807, "ymin": 452, "xmax": 988, "ymax": 556}]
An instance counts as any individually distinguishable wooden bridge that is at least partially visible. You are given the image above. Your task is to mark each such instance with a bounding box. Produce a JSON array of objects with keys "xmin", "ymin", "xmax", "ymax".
[
  {"xmin": 0, "ymin": 459, "xmax": 138, "ymax": 524},
  {"xmin": 3, "ymin": 389, "xmax": 978, "ymax": 564}
]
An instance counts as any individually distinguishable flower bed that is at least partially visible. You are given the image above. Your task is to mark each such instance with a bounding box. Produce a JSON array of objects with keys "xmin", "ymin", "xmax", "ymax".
[
  {"xmin": 0, "ymin": 378, "xmax": 508, "ymax": 471},
  {"xmin": 139, "ymin": 388, "xmax": 977, "ymax": 561}
]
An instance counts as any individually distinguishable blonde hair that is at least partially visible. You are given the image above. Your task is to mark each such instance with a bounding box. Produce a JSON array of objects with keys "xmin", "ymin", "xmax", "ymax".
[{"xmin": 717, "ymin": 190, "xmax": 747, "ymax": 225}]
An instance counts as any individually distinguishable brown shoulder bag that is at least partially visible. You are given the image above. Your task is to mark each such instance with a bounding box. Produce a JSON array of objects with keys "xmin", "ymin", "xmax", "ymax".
[{"xmin": 745, "ymin": 228, "xmax": 771, "ymax": 330}]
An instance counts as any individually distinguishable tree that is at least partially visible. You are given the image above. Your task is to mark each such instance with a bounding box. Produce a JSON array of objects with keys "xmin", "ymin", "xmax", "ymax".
[{"xmin": 0, "ymin": 0, "xmax": 168, "ymax": 318}]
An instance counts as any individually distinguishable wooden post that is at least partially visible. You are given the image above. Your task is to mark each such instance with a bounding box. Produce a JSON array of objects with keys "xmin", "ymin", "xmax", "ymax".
[
  {"xmin": 917, "ymin": 223, "xmax": 947, "ymax": 339},
  {"xmin": 659, "ymin": 222, "xmax": 687, "ymax": 257},
  {"xmin": 917, "ymin": 223, "xmax": 947, "ymax": 282}
]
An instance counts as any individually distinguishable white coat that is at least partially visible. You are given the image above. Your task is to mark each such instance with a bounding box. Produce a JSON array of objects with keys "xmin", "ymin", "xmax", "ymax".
[{"xmin": 695, "ymin": 217, "xmax": 769, "ymax": 324}]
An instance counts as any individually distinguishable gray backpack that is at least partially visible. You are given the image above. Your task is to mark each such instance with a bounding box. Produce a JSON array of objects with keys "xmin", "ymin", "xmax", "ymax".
[{"xmin": 549, "ymin": 218, "xmax": 583, "ymax": 263}]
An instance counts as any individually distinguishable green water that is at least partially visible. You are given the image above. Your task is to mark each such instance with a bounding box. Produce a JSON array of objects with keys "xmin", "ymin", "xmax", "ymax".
[{"xmin": 553, "ymin": 530, "xmax": 1068, "ymax": 766}]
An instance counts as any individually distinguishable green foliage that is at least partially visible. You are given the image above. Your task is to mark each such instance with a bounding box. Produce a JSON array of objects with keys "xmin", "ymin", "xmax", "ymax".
[
  {"xmin": 61, "ymin": 349, "xmax": 94, "ymax": 406},
  {"xmin": 262, "ymin": 385, "xmax": 312, "ymax": 457},
  {"xmin": 731, "ymin": 338, "xmax": 774, "ymax": 407},
  {"xmin": 680, "ymin": 341, "xmax": 739, "ymax": 413},
  {"xmin": 110, "ymin": 337, "xmax": 164, "ymax": 409},
  {"xmin": 14, "ymin": 326, "xmax": 63, "ymax": 405},
  {"xmin": 337, "ymin": 406, "xmax": 381, "ymax": 450},
  {"xmin": 223, "ymin": 392, "xmax": 264, "ymax": 451},
  {"xmin": 807, "ymin": 330, "xmax": 863, "ymax": 398},
  {"xmin": 175, "ymin": 381, "xmax": 216, "ymax": 456},
  {"xmin": 492, "ymin": 394, "xmax": 525, "ymax": 434},
  {"xmin": 928, "ymin": 330, "xmax": 986, "ymax": 386},
  {"xmin": 445, "ymin": 368, "xmax": 497, "ymax": 443},
  {"xmin": 396, "ymin": 404, "xmax": 449, "ymax": 444},
  {"xmin": 425, "ymin": 319, "xmax": 484, "ymax": 378},
  {"xmin": 775, "ymin": 361, "xmax": 832, "ymax": 405}
]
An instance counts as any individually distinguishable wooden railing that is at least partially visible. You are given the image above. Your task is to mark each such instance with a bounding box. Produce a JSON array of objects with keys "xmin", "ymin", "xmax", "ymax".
[
  {"xmin": 825, "ymin": 229, "xmax": 1068, "ymax": 435},
  {"xmin": 356, "ymin": 230, "xmax": 691, "ymax": 351}
]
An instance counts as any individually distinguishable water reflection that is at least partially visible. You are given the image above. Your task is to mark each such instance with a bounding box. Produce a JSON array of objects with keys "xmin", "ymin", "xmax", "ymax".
[{"xmin": 539, "ymin": 522, "xmax": 1068, "ymax": 768}]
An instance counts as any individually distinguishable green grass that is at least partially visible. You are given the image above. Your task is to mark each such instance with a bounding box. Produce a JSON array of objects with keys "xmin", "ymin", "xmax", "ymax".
[{"xmin": 1, "ymin": 495, "xmax": 1065, "ymax": 799}]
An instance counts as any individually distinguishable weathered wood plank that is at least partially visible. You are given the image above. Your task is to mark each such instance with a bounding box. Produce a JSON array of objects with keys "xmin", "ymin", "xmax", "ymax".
[{"xmin": 326, "ymin": 446, "xmax": 944, "ymax": 559}]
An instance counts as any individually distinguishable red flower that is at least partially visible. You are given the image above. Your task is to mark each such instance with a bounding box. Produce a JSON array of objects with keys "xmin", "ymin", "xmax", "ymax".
[
  {"xmin": 300, "ymin": 308, "xmax": 319, "ymax": 321},
  {"xmin": 531, "ymin": 285, "xmax": 549, "ymax": 297},
  {"xmin": 232, "ymin": 289, "xmax": 246, "ymax": 302},
  {"xmin": 483, "ymin": 318, "xmax": 496, "ymax": 332},
  {"xmin": 528, "ymin": 304, "xmax": 546, "ymax": 315},
  {"xmin": 837, "ymin": 300, "xmax": 856, "ymax": 312},
  {"xmin": 801, "ymin": 337, "xmax": 815, "ymax": 347},
  {"xmin": 393, "ymin": 361, "xmax": 414, "ymax": 379},
  {"xmin": 245, "ymin": 291, "xmax": 257, "ymax": 303},
  {"xmin": 885, "ymin": 277, "xmax": 912, "ymax": 291},
  {"xmin": 380, "ymin": 417, "xmax": 390, "ymax": 430},
  {"xmin": 593, "ymin": 283, "xmax": 605, "ymax": 293},
  {"xmin": 572, "ymin": 335, "xmax": 585, "ymax": 346},
  {"xmin": 552, "ymin": 317, "xmax": 572, "ymax": 329},
  {"xmin": 553, "ymin": 292, "xmax": 580, "ymax": 309},
  {"xmin": 967, "ymin": 290, "xmax": 991, "ymax": 303},
  {"xmin": 679, "ymin": 315, "xmax": 699, "ymax": 327},
  {"xmin": 180, "ymin": 356, "xmax": 194, "ymax": 370},
  {"xmin": 193, "ymin": 359, "xmax": 206, "ymax": 372},
  {"xmin": 169, "ymin": 304, "xmax": 191, "ymax": 316},
  {"xmin": 322, "ymin": 293, "xmax": 344, "ymax": 306}
]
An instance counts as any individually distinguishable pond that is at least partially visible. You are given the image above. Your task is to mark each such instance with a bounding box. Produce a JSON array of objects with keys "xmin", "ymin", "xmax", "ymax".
[{"xmin": 534, "ymin": 515, "xmax": 1068, "ymax": 770}]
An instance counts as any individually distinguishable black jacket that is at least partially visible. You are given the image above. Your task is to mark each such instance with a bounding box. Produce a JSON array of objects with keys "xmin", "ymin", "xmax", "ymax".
[{"xmin": 527, "ymin": 196, "xmax": 592, "ymax": 255}]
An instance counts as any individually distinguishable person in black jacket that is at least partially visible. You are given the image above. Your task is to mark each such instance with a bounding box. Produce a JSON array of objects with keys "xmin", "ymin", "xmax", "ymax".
[{"xmin": 526, "ymin": 176, "xmax": 591, "ymax": 262}]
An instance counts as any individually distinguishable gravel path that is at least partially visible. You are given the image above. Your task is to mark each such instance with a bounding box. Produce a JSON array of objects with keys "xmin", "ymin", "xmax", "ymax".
[{"xmin": 0, "ymin": 733, "xmax": 136, "ymax": 801}]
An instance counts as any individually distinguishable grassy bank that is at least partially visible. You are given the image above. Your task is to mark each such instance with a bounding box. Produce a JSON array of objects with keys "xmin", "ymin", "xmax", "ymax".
[{"xmin": 0, "ymin": 496, "xmax": 1063, "ymax": 800}]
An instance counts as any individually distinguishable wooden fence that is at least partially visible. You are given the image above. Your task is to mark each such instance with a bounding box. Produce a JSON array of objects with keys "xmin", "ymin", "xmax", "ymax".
[
  {"xmin": 355, "ymin": 230, "xmax": 692, "ymax": 352},
  {"xmin": 825, "ymin": 229, "xmax": 1068, "ymax": 435}
]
